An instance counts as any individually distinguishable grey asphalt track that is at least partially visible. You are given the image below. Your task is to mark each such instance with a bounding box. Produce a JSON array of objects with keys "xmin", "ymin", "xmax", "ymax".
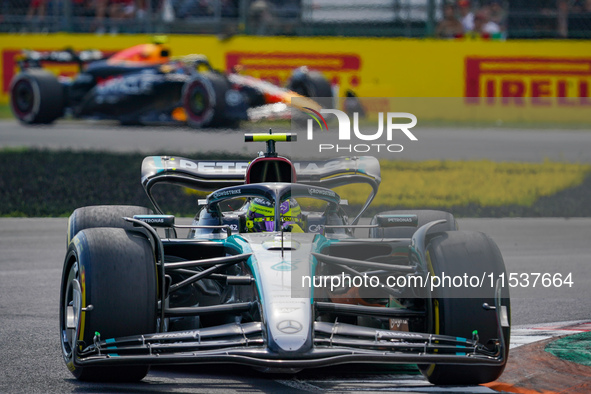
[
  {"xmin": 0, "ymin": 217, "xmax": 589, "ymax": 393},
  {"xmin": 1, "ymin": 120, "xmax": 591, "ymax": 162}
]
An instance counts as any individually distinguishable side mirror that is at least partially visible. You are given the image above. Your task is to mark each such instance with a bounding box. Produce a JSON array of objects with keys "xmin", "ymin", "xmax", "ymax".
[
  {"xmin": 374, "ymin": 214, "xmax": 418, "ymax": 228},
  {"xmin": 132, "ymin": 215, "xmax": 175, "ymax": 228}
]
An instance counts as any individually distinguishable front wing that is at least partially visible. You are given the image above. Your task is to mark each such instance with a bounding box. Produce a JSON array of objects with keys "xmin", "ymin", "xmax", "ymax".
[{"xmin": 73, "ymin": 319, "xmax": 506, "ymax": 369}]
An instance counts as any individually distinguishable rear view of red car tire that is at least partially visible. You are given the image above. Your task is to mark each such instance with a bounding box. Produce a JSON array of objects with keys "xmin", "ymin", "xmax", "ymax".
[{"xmin": 10, "ymin": 69, "xmax": 64, "ymax": 124}]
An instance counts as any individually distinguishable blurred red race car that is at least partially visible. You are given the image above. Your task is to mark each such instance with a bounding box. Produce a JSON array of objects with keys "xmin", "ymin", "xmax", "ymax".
[{"xmin": 10, "ymin": 39, "xmax": 332, "ymax": 128}]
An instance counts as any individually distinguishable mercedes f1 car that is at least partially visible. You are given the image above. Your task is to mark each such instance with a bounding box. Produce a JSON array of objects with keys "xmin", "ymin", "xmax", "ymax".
[
  {"xmin": 60, "ymin": 133, "xmax": 510, "ymax": 385},
  {"xmin": 10, "ymin": 41, "xmax": 331, "ymax": 128}
]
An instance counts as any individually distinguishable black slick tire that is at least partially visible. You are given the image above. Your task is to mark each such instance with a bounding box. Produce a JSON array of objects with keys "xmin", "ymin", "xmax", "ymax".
[
  {"xmin": 60, "ymin": 227, "xmax": 157, "ymax": 382},
  {"xmin": 10, "ymin": 69, "xmax": 64, "ymax": 124},
  {"xmin": 419, "ymin": 230, "xmax": 510, "ymax": 385},
  {"xmin": 182, "ymin": 72, "xmax": 231, "ymax": 128},
  {"xmin": 67, "ymin": 205, "xmax": 153, "ymax": 245}
]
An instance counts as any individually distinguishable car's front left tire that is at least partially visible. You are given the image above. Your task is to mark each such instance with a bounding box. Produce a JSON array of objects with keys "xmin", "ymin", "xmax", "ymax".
[
  {"xmin": 418, "ymin": 230, "xmax": 511, "ymax": 385},
  {"xmin": 60, "ymin": 227, "xmax": 157, "ymax": 382}
]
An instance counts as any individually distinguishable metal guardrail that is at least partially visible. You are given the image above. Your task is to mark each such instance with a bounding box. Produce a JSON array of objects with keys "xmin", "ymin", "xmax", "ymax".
[{"xmin": 0, "ymin": 0, "xmax": 589, "ymax": 38}]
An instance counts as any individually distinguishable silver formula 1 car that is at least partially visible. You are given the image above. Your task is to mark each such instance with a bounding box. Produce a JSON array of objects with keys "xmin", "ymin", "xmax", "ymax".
[{"xmin": 60, "ymin": 133, "xmax": 510, "ymax": 385}]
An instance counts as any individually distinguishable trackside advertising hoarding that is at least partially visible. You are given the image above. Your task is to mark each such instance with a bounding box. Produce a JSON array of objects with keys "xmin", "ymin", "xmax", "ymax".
[{"xmin": 1, "ymin": 34, "xmax": 590, "ymax": 123}]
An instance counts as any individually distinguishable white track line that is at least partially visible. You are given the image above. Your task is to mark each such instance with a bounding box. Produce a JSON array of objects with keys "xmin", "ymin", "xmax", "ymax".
[{"xmin": 510, "ymin": 320, "xmax": 590, "ymax": 349}]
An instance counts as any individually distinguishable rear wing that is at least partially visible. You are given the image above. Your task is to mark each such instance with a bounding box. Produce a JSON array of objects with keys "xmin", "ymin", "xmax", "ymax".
[
  {"xmin": 141, "ymin": 156, "xmax": 381, "ymax": 221},
  {"xmin": 16, "ymin": 49, "xmax": 105, "ymax": 72}
]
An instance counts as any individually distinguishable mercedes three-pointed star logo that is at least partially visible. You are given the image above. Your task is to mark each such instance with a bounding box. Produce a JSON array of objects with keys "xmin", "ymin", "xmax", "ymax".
[{"xmin": 276, "ymin": 320, "xmax": 303, "ymax": 334}]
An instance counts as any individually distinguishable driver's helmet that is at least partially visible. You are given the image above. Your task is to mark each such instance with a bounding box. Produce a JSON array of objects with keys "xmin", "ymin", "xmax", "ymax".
[{"xmin": 246, "ymin": 198, "xmax": 302, "ymax": 232}]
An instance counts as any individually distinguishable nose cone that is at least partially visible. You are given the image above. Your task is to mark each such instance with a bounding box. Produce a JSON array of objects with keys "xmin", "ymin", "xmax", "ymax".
[
  {"xmin": 242, "ymin": 233, "xmax": 316, "ymax": 354},
  {"xmin": 271, "ymin": 317, "xmax": 309, "ymax": 353}
]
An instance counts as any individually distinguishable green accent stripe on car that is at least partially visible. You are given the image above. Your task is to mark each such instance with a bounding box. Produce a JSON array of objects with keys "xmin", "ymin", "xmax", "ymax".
[
  {"xmin": 153, "ymin": 156, "xmax": 164, "ymax": 173},
  {"xmin": 224, "ymin": 235, "xmax": 261, "ymax": 304}
]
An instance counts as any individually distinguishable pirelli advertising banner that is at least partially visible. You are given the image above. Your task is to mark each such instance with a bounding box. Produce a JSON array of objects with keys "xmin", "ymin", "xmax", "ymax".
[{"xmin": 1, "ymin": 34, "xmax": 590, "ymax": 123}]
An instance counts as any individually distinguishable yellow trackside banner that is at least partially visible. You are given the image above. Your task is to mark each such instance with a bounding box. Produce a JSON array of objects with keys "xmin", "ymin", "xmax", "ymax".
[{"xmin": 1, "ymin": 34, "xmax": 590, "ymax": 123}]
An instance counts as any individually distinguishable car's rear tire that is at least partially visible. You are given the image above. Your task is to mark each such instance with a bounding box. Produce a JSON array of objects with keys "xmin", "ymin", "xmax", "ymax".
[
  {"xmin": 60, "ymin": 227, "xmax": 157, "ymax": 382},
  {"xmin": 10, "ymin": 69, "xmax": 64, "ymax": 124},
  {"xmin": 182, "ymin": 72, "xmax": 232, "ymax": 128},
  {"xmin": 418, "ymin": 230, "xmax": 511, "ymax": 385},
  {"xmin": 67, "ymin": 205, "xmax": 153, "ymax": 245},
  {"xmin": 369, "ymin": 209, "xmax": 457, "ymax": 239}
]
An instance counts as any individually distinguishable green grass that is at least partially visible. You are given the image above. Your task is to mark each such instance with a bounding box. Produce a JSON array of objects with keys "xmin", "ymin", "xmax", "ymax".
[
  {"xmin": 336, "ymin": 160, "xmax": 591, "ymax": 208},
  {"xmin": 1, "ymin": 149, "xmax": 590, "ymax": 217},
  {"xmin": 0, "ymin": 105, "xmax": 12, "ymax": 119}
]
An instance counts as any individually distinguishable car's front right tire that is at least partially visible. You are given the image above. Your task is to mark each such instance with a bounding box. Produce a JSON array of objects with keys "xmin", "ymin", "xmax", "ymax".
[{"xmin": 60, "ymin": 227, "xmax": 157, "ymax": 382}]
